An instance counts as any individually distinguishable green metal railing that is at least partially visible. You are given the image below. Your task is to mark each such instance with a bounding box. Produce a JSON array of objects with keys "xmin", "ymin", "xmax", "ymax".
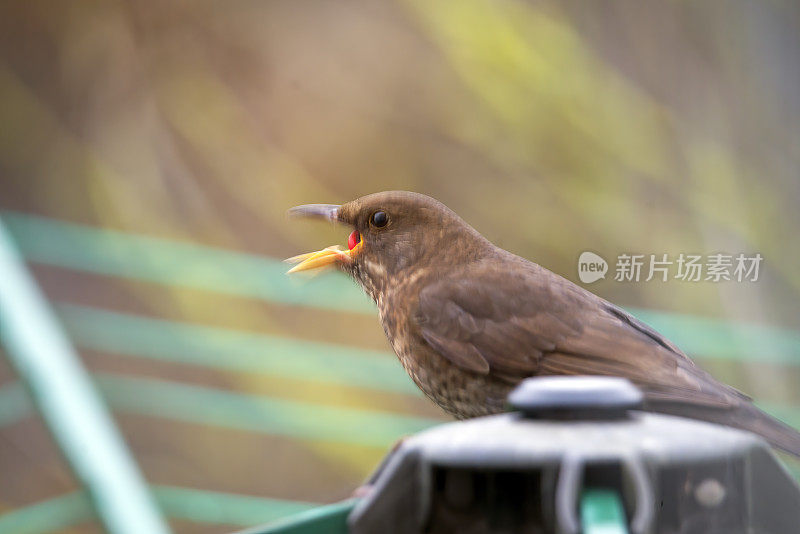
[
  {"xmin": 0, "ymin": 487, "xmax": 319, "ymax": 532},
  {"xmin": 236, "ymin": 500, "xmax": 356, "ymax": 534},
  {"xmin": 580, "ymin": 490, "xmax": 628, "ymax": 534},
  {"xmin": 0, "ymin": 219, "xmax": 170, "ymax": 534},
  {"xmin": 0, "ymin": 210, "xmax": 798, "ymax": 533},
  {"xmin": 0, "ymin": 375, "xmax": 439, "ymax": 449}
]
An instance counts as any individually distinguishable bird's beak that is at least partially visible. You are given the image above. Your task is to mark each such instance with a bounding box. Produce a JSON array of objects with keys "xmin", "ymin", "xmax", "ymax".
[
  {"xmin": 285, "ymin": 204, "xmax": 364, "ymax": 274},
  {"xmin": 286, "ymin": 204, "xmax": 341, "ymax": 222}
]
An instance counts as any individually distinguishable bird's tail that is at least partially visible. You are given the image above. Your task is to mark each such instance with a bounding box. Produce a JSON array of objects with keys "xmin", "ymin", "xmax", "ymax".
[
  {"xmin": 652, "ymin": 401, "xmax": 800, "ymax": 457},
  {"xmin": 731, "ymin": 403, "xmax": 800, "ymax": 457}
]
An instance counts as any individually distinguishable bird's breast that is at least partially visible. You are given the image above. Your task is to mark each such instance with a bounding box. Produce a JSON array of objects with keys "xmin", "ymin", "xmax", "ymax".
[{"xmin": 375, "ymin": 284, "xmax": 510, "ymax": 419}]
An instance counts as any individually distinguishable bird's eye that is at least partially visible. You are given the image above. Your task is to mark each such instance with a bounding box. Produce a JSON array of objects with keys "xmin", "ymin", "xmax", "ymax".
[{"xmin": 370, "ymin": 210, "xmax": 389, "ymax": 228}]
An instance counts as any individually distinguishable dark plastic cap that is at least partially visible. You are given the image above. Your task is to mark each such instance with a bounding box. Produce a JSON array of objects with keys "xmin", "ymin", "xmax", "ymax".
[{"xmin": 507, "ymin": 376, "xmax": 644, "ymax": 419}]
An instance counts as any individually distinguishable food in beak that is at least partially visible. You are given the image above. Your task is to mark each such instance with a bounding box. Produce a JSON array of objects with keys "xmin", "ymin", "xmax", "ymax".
[{"xmin": 285, "ymin": 231, "xmax": 363, "ymax": 274}]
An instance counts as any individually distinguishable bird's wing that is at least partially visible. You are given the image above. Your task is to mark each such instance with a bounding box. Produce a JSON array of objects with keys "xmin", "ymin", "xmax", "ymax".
[{"xmin": 415, "ymin": 260, "xmax": 747, "ymax": 409}]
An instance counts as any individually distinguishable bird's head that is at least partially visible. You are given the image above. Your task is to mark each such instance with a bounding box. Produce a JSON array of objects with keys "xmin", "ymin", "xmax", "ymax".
[{"xmin": 286, "ymin": 191, "xmax": 489, "ymax": 297}]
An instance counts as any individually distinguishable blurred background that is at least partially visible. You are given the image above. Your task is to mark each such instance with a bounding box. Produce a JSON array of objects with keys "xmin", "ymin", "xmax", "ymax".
[{"xmin": 1, "ymin": 0, "xmax": 799, "ymax": 532}]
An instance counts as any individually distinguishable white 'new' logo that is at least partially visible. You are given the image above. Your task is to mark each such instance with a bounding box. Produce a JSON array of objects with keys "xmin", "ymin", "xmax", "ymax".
[{"xmin": 578, "ymin": 251, "xmax": 608, "ymax": 284}]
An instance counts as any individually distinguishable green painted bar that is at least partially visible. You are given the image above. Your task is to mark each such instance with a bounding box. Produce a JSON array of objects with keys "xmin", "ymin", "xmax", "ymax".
[
  {"xmin": 93, "ymin": 374, "xmax": 440, "ymax": 448},
  {"xmin": 1, "ymin": 210, "xmax": 373, "ymax": 314},
  {"xmin": 4, "ymin": 210, "xmax": 799, "ymax": 366},
  {"xmin": 152, "ymin": 486, "xmax": 318, "ymax": 527},
  {"xmin": 631, "ymin": 308, "xmax": 800, "ymax": 366},
  {"xmin": 0, "ymin": 218, "xmax": 171, "ymax": 534},
  {"xmin": 235, "ymin": 499, "xmax": 356, "ymax": 534},
  {"xmin": 0, "ymin": 376, "xmax": 441, "ymax": 447},
  {"xmin": 0, "ymin": 487, "xmax": 322, "ymax": 533},
  {"xmin": 55, "ymin": 303, "xmax": 418, "ymax": 395},
  {"xmin": 0, "ymin": 492, "xmax": 95, "ymax": 534},
  {"xmin": 580, "ymin": 489, "xmax": 629, "ymax": 534}
]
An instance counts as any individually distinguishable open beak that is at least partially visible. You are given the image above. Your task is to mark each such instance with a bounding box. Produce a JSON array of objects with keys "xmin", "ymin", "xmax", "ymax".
[{"xmin": 285, "ymin": 204, "xmax": 364, "ymax": 274}]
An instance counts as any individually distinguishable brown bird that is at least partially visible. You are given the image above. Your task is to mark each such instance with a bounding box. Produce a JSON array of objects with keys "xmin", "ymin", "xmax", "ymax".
[{"xmin": 287, "ymin": 191, "xmax": 800, "ymax": 456}]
